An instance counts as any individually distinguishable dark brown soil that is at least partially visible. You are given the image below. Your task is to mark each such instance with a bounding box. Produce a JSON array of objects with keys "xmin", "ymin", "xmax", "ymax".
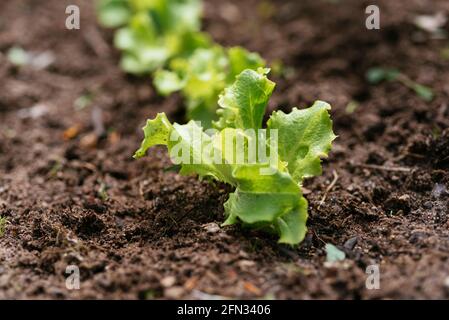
[{"xmin": 1, "ymin": 0, "xmax": 448, "ymax": 299}]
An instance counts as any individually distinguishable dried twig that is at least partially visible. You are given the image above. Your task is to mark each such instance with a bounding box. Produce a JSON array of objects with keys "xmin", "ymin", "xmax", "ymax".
[
  {"xmin": 84, "ymin": 26, "xmax": 110, "ymax": 57},
  {"xmin": 312, "ymin": 230, "xmax": 327, "ymax": 245},
  {"xmin": 353, "ymin": 163, "xmax": 412, "ymax": 172},
  {"xmin": 318, "ymin": 170, "xmax": 339, "ymax": 209}
]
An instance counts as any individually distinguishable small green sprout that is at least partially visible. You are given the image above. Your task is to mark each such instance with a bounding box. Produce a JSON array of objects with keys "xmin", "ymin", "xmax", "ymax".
[
  {"xmin": 345, "ymin": 101, "xmax": 359, "ymax": 114},
  {"xmin": 7, "ymin": 46, "xmax": 29, "ymax": 66},
  {"xmin": 366, "ymin": 67, "xmax": 434, "ymax": 102},
  {"xmin": 325, "ymin": 243, "xmax": 345, "ymax": 262},
  {"xmin": 0, "ymin": 217, "xmax": 7, "ymax": 237},
  {"xmin": 74, "ymin": 93, "xmax": 93, "ymax": 110},
  {"xmin": 441, "ymin": 47, "xmax": 449, "ymax": 60},
  {"xmin": 98, "ymin": 182, "xmax": 109, "ymax": 201}
]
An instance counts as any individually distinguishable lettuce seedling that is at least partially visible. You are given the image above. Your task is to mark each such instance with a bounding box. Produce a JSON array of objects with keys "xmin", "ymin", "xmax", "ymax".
[
  {"xmin": 134, "ymin": 69, "xmax": 336, "ymax": 245},
  {"xmin": 154, "ymin": 46, "xmax": 265, "ymax": 127},
  {"xmin": 0, "ymin": 217, "xmax": 6, "ymax": 237},
  {"xmin": 98, "ymin": 0, "xmax": 210, "ymax": 74},
  {"xmin": 98, "ymin": 0, "xmax": 267, "ymax": 125}
]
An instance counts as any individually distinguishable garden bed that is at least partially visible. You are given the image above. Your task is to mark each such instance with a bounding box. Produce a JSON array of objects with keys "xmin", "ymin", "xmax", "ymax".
[{"xmin": 0, "ymin": 0, "xmax": 448, "ymax": 299}]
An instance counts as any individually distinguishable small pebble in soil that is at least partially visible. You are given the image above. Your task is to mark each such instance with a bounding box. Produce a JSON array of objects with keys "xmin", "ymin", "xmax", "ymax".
[
  {"xmin": 17, "ymin": 103, "xmax": 49, "ymax": 119},
  {"xmin": 344, "ymin": 236, "xmax": 358, "ymax": 251},
  {"xmin": 432, "ymin": 183, "xmax": 447, "ymax": 199},
  {"xmin": 202, "ymin": 222, "xmax": 220, "ymax": 233},
  {"xmin": 164, "ymin": 286, "xmax": 185, "ymax": 299},
  {"xmin": 191, "ymin": 289, "xmax": 227, "ymax": 300},
  {"xmin": 161, "ymin": 276, "xmax": 176, "ymax": 288},
  {"xmin": 409, "ymin": 231, "xmax": 427, "ymax": 244},
  {"xmin": 237, "ymin": 260, "xmax": 255, "ymax": 271},
  {"xmin": 79, "ymin": 133, "xmax": 98, "ymax": 149}
]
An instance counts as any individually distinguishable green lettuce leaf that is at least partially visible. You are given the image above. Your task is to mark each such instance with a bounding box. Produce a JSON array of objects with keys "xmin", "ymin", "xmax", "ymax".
[
  {"xmin": 153, "ymin": 70, "xmax": 186, "ymax": 96},
  {"xmin": 98, "ymin": 0, "xmax": 131, "ymax": 28},
  {"xmin": 223, "ymin": 164, "xmax": 307, "ymax": 245},
  {"xmin": 267, "ymin": 101, "xmax": 337, "ymax": 183},
  {"xmin": 227, "ymin": 47, "xmax": 266, "ymax": 80},
  {"xmin": 214, "ymin": 68, "xmax": 274, "ymax": 130},
  {"xmin": 133, "ymin": 113, "xmax": 172, "ymax": 159},
  {"xmin": 134, "ymin": 114, "xmax": 235, "ymax": 184}
]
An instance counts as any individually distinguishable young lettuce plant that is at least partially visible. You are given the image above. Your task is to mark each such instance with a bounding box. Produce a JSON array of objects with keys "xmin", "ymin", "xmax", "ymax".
[
  {"xmin": 154, "ymin": 46, "xmax": 265, "ymax": 127},
  {"xmin": 98, "ymin": 0, "xmax": 210, "ymax": 74},
  {"xmin": 134, "ymin": 69, "xmax": 336, "ymax": 245},
  {"xmin": 98, "ymin": 0, "xmax": 267, "ymax": 125}
]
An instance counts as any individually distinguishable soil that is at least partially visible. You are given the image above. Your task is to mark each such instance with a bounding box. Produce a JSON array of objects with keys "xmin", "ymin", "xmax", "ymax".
[{"xmin": 0, "ymin": 0, "xmax": 448, "ymax": 299}]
